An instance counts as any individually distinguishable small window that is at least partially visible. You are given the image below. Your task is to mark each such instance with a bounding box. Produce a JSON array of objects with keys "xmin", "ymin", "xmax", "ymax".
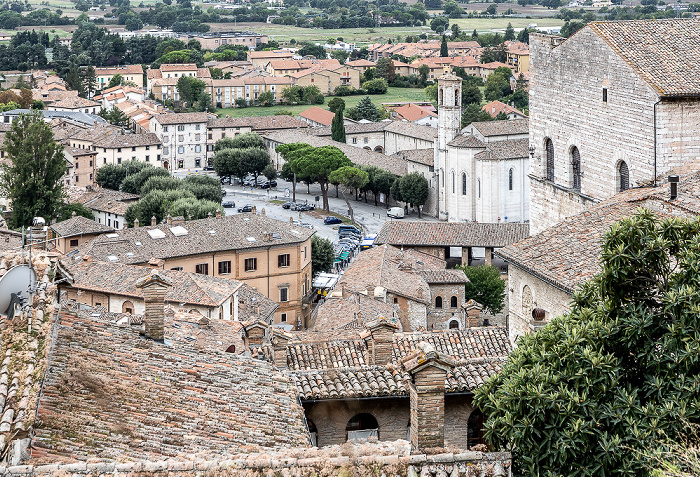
[
  {"xmin": 603, "ymin": 88, "xmax": 608, "ymax": 103},
  {"xmin": 145, "ymin": 155, "xmax": 150, "ymax": 162},
  {"xmin": 163, "ymin": 126, "xmax": 168, "ymax": 132},
  {"xmin": 278, "ymin": 253, "xmax": 290, "ymax": 268},
  {"xmin": 117, "ymin": 147, "xmax": 122, "ymax": 152},
  {"xmin": 451, "ymin": 171, "xmax": 455, "ymax": 194},
  {"xmin": 117, "ymin": 157, "xmax": 121, "ymax": 164},
  {"xmin": 393, "ymin": 297, "xmax": 398, "ymax": 304},
  {"xmin": 195, "ymin": 263, "xmax": 209, "ymax": 275},
  {"xmin": 462, "ymin": 173, "xmax": 467, "ymax": 195},
  {"xmin": 619, "ymin": 161, "xmax": 629, "ymax": 192},
  {"xmin": 545, "ymin": 137, "xmax": 555, "ymax": 182},
  {"xmin": 280, "ymin": 287, "xmax": 289, "ymax": 302},
  {"xmin": 171, "ymin": 267, "xmax": 183, "ymax": 271},
  {"xmin": 178, "ymin": 146, "xmax": 184, "ymax": 154},
  {"xmin": 450, "ymin": 296, "xmax": 458, "ymax": 308},
  {"xmin": 280, "ymin": 313, "xmax": 287, "ymax": 323},
  {"xmin": 131, "ymin": 146, "xmax": 136, "ymax": 151},
  {"xmin": 218, "ymin": 260, "xmax": 231, "ymax": 274},
  {"xmin": 177, "ymin": 125, "xmax": 185, "ymax": 131},
  {"xmin": 69, "ymin": 239, "xmax": 79, "ymax": 247},
  {"xmin": 245, "ymin": 257, "xmax": 257, "ymax": 272},
  {"xmin": 435, "ymin": 296, "xmax": 443, "ymax": 308},
  {"xmin": 178, "ymin": 135, "xmax": 184, "ymax": 142}
]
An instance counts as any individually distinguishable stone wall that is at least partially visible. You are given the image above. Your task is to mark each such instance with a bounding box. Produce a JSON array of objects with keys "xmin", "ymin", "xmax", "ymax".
[
  {"xmin": 9, "ymin": 445, "xmax": 512, "ymax": 476},
  {"xmin": 528, "ymin": 30, "xmax": 699, "ymax": 233},
  {"xmin": 506, "ymin": 263, "xmax": 573, "ymax": 345}
]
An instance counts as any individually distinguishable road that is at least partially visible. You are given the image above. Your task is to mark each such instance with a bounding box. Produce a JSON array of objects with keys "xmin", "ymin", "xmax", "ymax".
[{"xmin": 176, "ymin": 170, "xmax": 439, "ymax": 242}]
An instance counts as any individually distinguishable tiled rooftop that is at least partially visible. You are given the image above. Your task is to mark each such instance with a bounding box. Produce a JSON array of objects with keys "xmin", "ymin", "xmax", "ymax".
[
  {"xmin": 587, "ymin": 19, "xmax": 700, "ymax": 97},
  {"xmin": 80, "ymin": 213, "xmax": 315, "ymax": 265},
  {"xmin": 50, "ymin": 216, "xmax": 115, "ymax": 238},
  {"xmin": 469, "ymin": 118, "xmax": 529, "ymax": 137},
  {"xmin": 208, "ymin": 115, "xmax": 308, "ymax": 131},
  {"xmin": 375, "ymin": 221, "xmax": 530, "ymax": 248},
  {"xmin": 390, "ymin": 149, "xmax": 434, "ymax": 167},
  {"xmin": 153, "ymin": 112, "xmax": 211, "ymax": 125},
  {"xmin": 74, "ymin": 188, "xmax": 139, "ymax": 216},
  {"xmin": 310, "ymin": 292, "xmax": 399, "ymax": 333},
  {"xmin": 298, "ymin": 106, "xmax": 335, "ymax": 126},
  {"xmin": 383, "ymin": 120, "xmax": 436, "ymax": 142}
]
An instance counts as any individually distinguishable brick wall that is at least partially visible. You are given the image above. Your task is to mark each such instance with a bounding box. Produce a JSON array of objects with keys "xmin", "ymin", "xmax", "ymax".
[{"xmin": 410, "ymin": 366, "xmax": 446, "ymax": 449}]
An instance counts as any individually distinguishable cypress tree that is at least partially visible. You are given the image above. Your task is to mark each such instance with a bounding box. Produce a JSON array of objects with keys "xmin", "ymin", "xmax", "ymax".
[
  {"xmin": 331, "ymin": 106, "xmax": 346, "ymax": 143},
  {"xmin": 440, "ymin": 35, "xmax": 448, "ymax": 57}
]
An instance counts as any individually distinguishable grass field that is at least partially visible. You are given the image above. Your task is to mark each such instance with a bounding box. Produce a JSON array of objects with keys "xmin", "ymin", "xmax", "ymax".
[{"xmin": 215, "ymin": 87, "xmax": 429, "ymax": 118}]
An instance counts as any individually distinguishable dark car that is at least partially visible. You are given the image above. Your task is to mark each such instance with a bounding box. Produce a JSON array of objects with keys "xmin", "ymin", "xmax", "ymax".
[
  {"xmin": 282, "ymin": 201, "xmax": 296, "ymax": 209},
  {"xmin": 223, "ymin": 201, "xmax": 235, "ymax": 208},
  {"xmin": 237, "ymin": 204, "xmax": 253, "ymax": 213},
  {"xmin": 293, "ymin": 203, "xmax": 315, "ymax": 211},
  {"xmin": 221, "ymin": 189, "xmax": 227, "ymax": 196},
  {"xmin": 324, "ymin": 216, "xmax": 343, "ymax": 225}
]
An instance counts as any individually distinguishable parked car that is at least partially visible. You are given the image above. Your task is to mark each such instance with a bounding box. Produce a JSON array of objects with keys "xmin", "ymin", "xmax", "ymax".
[
  {"xmin": 338, "ymin": 225, "xmax": 361, "ymax": 235},
  {"xmin": 221, "ymin": 189, "xmax": 227, "ymax": 196},
  {"xmin": 282, "ymin": 201, "xmax": 297, "ymax": 209},
  {"xmin": 237, "ymin": 204, "xmax": 253, "ymax": 213},
  {"xmin": 223, "ymin": 201, "xmax": 235, "ymax": 208},
  {"xmin": 324, "ymin": 216, "xmax": 343, "ymax": 225},
  {"xmin": 293, "ymin": 203, "xmax": 315, "ymax": 211},
  {"xmin": 258, "ymin": 180, "xmax": 278, "ymax": 189}
]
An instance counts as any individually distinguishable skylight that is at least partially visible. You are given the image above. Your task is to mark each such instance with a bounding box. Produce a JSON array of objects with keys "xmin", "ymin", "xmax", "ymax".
[
  {"xmin": 246, "ymin": 236, "xmax": 257, "ymax": 242},
  {"xmin": 170, "ymin": 225, "xmax": 188, "ymax": 236},
  {"xmin": 106, "ymin": 233, "xmax": 119, "ymax": 238},
  {"xmin": 209, "ymin": 230, "xmax": 216, "ymax": 235},
  {"xmin": 107, "ymin": 255, "xmax": 119, "ymax": 262},
  {"xmin": 148, "ymin": 229, "xmax": 166, "ymax": 239},
  {"xmin": 135, "ymin": 241, "xmax": 142, "ymax": 246},
  {"xmin": 272, "ymin": 233, "xmax": 281, "ymax": 239}
]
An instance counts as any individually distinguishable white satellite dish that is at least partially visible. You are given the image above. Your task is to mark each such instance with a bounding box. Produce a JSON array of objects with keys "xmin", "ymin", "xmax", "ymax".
[{"xmin": 0, "ymin": 265, "xmax": 37, "ymax": 318}]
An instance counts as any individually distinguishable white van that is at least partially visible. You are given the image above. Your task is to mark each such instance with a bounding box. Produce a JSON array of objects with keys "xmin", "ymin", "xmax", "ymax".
[{"xmin": 387, "ymin": 207, "xmax": 405, "ymax": 219}]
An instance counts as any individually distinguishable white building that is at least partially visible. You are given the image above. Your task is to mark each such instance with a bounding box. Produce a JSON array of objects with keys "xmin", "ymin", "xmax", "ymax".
[
  {"xmin": 150, "ymin": 112, "xmax": 210, "ymax": 171},
  {"xmin": 434, "ymin": 74, "xmax": 529, "ymax": 223}
]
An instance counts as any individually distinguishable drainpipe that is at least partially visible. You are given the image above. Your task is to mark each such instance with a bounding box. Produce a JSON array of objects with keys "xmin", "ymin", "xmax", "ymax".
[{"xmin": 653, "ymin": 99, "xmax": 662, "ymax": 187}]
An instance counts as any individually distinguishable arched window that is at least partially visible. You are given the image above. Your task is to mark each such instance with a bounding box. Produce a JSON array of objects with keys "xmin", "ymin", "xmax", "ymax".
[
  {"xmin": 508, "ymin": 168, "xmax": 514, "ymax": 191},
  {"xmin": 619, "ymin": 161, "xmax": 629, "ymax": 192},
  {"xmin": 346, "ymin": 413, "xmax": 379, "ymax": 441},
  {"xmin": 545, "ymin": 138, "xmax": 554, "ymax": 181},
  {"xmin": 467, "ymin": 409, "xmax": 487, "ymax": 449},
  {"xmin": 455, "ymin": 88, "xmax": 460, "ymax": 107},
  {"xmin": 522, "ymin": 285, "xmax": 533, "ymax": 317},
  {"xmin": 121, "ymin": 300, "xmax": 134, "ymax": 314},
  {"xmin": 374, "ymin": 146, "xmax": 384, "ymax": 153},
  {"xmin": 451, "ymin": 170, "xmax": 455, "ymax": 194},
  {"xmin": 461, "ymin": 173, "xmax": 467, "ymax": 195},
  {"xmin": 450, "ymin": 296, "xmax": 458, "ymax": 308},
  {"xmin": 448, "ymin": 319, "xmax": 459, "ymax": 329},
  {"xmin": 571, "ymin": 146, "xmax": 581, "ymax": 190},
  {"xmin": 435, "ymin": 296, "xmax": 443, "ymax": 308},
  {"xmin": 439, "ymin": 88, "xmax": 444, "ymax": 106}
]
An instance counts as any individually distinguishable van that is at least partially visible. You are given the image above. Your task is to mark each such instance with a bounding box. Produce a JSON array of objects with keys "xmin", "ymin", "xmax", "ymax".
[{"xmin": 387, "ymin": 207, "xmax": 405, "ymax": 219}]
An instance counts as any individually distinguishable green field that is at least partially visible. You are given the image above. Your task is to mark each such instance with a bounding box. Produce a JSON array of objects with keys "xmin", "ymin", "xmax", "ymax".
[{"xmin": 215, "ymin": 87, "xmax": 429, "ymax": 118}]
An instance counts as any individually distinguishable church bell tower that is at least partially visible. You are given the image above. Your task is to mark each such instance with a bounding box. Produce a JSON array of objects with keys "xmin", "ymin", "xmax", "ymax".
[{"xmin": 436, "ymin": 74, "xmax": 462, "ymax": 221}]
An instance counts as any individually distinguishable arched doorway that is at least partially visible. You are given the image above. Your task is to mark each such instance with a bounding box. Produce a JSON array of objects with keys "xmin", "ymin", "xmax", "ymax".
[
  {"xmin": 121, "ymin": 300, "xmax": 134, "ymax": 314},
  {"xmin": 448, "ymin": 319, "xmax": 460, "ymax": 329},
  {"xmin": 346, "ymin": 413, "xmax": 379, "ymax": 442},
  {"xmin": 467, "ymin": 409, "xmax": 487, "ymax": 449}
]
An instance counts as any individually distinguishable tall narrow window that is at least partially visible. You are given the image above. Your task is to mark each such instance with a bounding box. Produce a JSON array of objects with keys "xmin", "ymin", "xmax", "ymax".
[
  {"xmin": 462, "ymin": 173, "xmax": 467, "ymax": 195},
  {"xmin": 508, "ymin": 168, "xmax": 513, "ymax": 191},
  {"xmin": 435, "ymin": 296, "xmax": 443, "ymax": 308},
  {"xmin": 619, "ymin": 161, "xmax": 629, "ymax": 192},
  {"xmin": 477, "ymin": 179, "xmax": 481, "ymax": 199},
  {"xmin": 602, "ymin": 88, "xmax": 608, "ymax": 103},
  {"xmin": 571, "ymin": 147, "xmax": 581, "ymax": 191},
  {"xmin": 451, "ymin": 171, "xmax": 455, "ymax": 194},
  {"xmin": 545, "ymin": 138, "xmax": 554, "ymax": 181}
]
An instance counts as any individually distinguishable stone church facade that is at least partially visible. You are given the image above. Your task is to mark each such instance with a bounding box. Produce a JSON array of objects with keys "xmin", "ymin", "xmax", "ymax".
[
  {"xmin": 435, "ymin": 75, "xmax": 530, "ymax": 223},
  {"xmin": 529, "ymin": 19, "xmax": 700, "ymax": 234}
]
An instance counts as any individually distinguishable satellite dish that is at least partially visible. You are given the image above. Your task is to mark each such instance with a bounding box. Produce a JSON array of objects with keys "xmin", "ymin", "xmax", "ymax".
[{"xmin": 0, "ymin": 265, "xmax": 37, "ymax": 318}]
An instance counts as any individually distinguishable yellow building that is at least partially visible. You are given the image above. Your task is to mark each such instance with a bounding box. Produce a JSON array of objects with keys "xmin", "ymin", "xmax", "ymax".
[{"xmin": 95, "ymin": 65, "xmax": 144, "ymax": 89}]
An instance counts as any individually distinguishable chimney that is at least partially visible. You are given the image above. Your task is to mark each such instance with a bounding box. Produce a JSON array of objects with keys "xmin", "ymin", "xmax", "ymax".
[
  {"xmin": 148, "ymin": 257, "xmax": 164, "ymax": 269},
  {"xmin": 366, "ymin": 283, "xmax": 376, "ymax": 298},
  {"xmin": 243, "ymin": 320, "xmax": 268, "ymax": 350},
  {"xmin": 216, "ymin": 209, "xmax": 222, "ymax": 219},
  {"xmin": 166, "ymin": 214, "xmax": 172, "ymax": 225},
  {"xmin": 135, "ymin": 270, "xmax": 173, "ymax": 342},
  {"xmin": 366, "ymin": 317, "xmax": 399, "ymax": 365},
  {"xmin": 289, "ymin": 217, "xmax": 294, "ymax": 224},
  {"xmin": 151, "ymin": 216, "xmax": 157, "ymax": 226},
  {"xmin": 82, "ymin": 254, "xmax": 93, "ymax": 263},
  {"xmin": 402, "ymin": 341, "xmax": 454, "ymax": 451},
  {"xmin": 669, "ymin": 175, "xmax": 679, "ymax": 200},
  {"xmin": 71, "ymin": 211, "xmax": 76, "ymax": 218},
  {"xmin": 133, "ymin": 218, "xmax": 139, "ymax": 228},
  {"xmin": 261, "ymin": 208, "xmax": 266, "ymax": 216},
  {"xmin": 251, "ymin": 205, "xmax": 257, "ymax": 214},
  {"xmin": 271, "ymin": 328, "xmax": 292, "ymax": 368},
  {"xmin": 207, "ymin": 212, "xmax": 212, "ymax": 218}
]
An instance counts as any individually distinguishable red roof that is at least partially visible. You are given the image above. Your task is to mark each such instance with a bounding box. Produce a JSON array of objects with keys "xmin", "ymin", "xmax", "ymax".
[
  {"xmin": 481, "ymin": 100, "xmax": 527, "ymax": 119},
  {"xmin": 393, "ymin": 103, "xmax": 437, "ymax": 122},
  {"xmin": 298, "ymin": 106, "xmax": 335, "ymax": 126}
]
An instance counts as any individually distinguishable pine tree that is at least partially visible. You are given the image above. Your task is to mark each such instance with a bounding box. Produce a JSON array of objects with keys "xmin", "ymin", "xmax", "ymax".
[
  {"xmin": 440, "ymin": 35, "xmax": 448, "ymax": 57},
  {"xmin": 504, "ymin": 22, "xmax": 516, "ymax": 41},
  {"xmin": 331, "ymin": 106, "xmax": 346, "ymax": 143}
]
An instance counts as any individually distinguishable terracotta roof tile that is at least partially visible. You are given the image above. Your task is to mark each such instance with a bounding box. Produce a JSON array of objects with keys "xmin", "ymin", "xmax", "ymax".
[
  {"xmin": 50, "ymin": 216, "xmax": 115, "ymax": 237},
  {"xmin": 469, "ymin": 118, "xmax": 529, "ymax": 136},
  {"xmin": 375, "ymin": 221, "xmax": 529, "ymax": 248},
  {"xmin": 298, "ymin": 106, "xmax": 335, "ymax": 126}
]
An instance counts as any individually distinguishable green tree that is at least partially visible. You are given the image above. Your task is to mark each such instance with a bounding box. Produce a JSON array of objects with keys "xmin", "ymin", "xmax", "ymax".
[
  {"xmin": 167, "ymin": 197, "xmax": 223, "ymax": 221},
  {"xmin": 373, "ymin": 170, "xmax": 396, "ymax": 206},
  {"xmin": 277, "ymin": 143, "xmax": 313, "ymax": 202},
  {"xmin": 484, "ymin": 72, "xmax": 512, "ymax": 101},
  {"xmin": 398, "ymin": 172, "xmax": 429, "ymax": 217},
  {"xmin": 228, "ymin": 132, "xmax": 266, "ymax": 150},
  {"xmin": 262, "ymin": 164, "xmax": 277, "ymax": 181},
  {"xmin": 430, "ymin": 16, "xmax": 449, "ymax": 33},
  {"xmin": 290, "ymin": 145, "xmax": 352, "ymax": 211},
  {"xmin": 213, "ymin": 147, "xmax": 243, "ymax": 184},
  {"xmin": 485, "ymin": 4, "xmax": 497, "ymax": 15},
  {"xmin": 98, "ymin": 106, "xmax": 130, "ymax": 128},
  {"xmin": 107, "ymin": 73, "xmax": 123, "ymax": 89},
  {"xmin": 0, "ymin": 112, "xmax": 66, "ymax": 228},
  {"xmin": 440, "ymin": 35, "xmax": 448, "ymax": 57},
  {"xmin": 462, "ymin": 84, "xmax": 483, "ymax": 105},
  {"xmin": 297, "ymin": 43, "xmax": 327, "ymax": 59},
  {"xmin": 140, "ymin": 175, "xmax": 181, "ymax": 195},
  {"xmin": 181, "ymin": 174, "xmax": 222, "ymax": 202},
  {"xmin": 176, "ymin": 75, "xmax": 208, "ymax": 109},
  {"xmin": 361, "ymin": 78, "xmax": 388, "ymax": 94},
  {"xmin": 390, "ymin": 177, "xmax": 403, "ymax": 203},
  {"xmin": 375, "ymin": 58, "xmax": 396, "ymax": 84},
  {"xmin": 418, "ymin": 64, "xmax": 430, "ymax": 86},
  {"xmin": 504, "ymin": 22, "xmax": 516, "ymax": 41},
  {"xmin": 125, "ymin": 188, "xmax": 195, "ymax": 226},
  {"xmin": 81, "ymin": 66, "xmax": 97, "ymax": 98},
  {"xmin": 345, "ymin": 96, "xmax": 384, "ymax": 121},
  {"xmin": 311, "ymin": 235, "xmax": 335, "ymax": 278},
  {"xmin": 239, "ymin": 147, "xmax": 271, "ymax": 185},
  {"xmin": 331, "ymin": 106, "xmax": 346, "ymax": 143},
  {"xmin": 56, "ymin": 202, "xmax": 94, "ymax": 222},
  {"xmin": 328, "ymin": 97, "xmax": 346, "ymax": 114},
  {"xmin": 456, "ymin": 264, "xmax": 505, "ymax": 315},
  {"xmin": 257, "ymin": 90, "xmax": 274, "ymax": 106},
  {"xmin": 475, "ymin": 210, "xmax": 700, "ymax": 477},
  {"xmin": 328, "ymin": 165, "xmax": 369, "ymax": 223},
  {"xmin": 461, "ymin": 103, "xmax": 493, "ymax": 127},
  {"xmin": 120, "ymin": 165, "xmax": 170, "ymax": 194}
]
